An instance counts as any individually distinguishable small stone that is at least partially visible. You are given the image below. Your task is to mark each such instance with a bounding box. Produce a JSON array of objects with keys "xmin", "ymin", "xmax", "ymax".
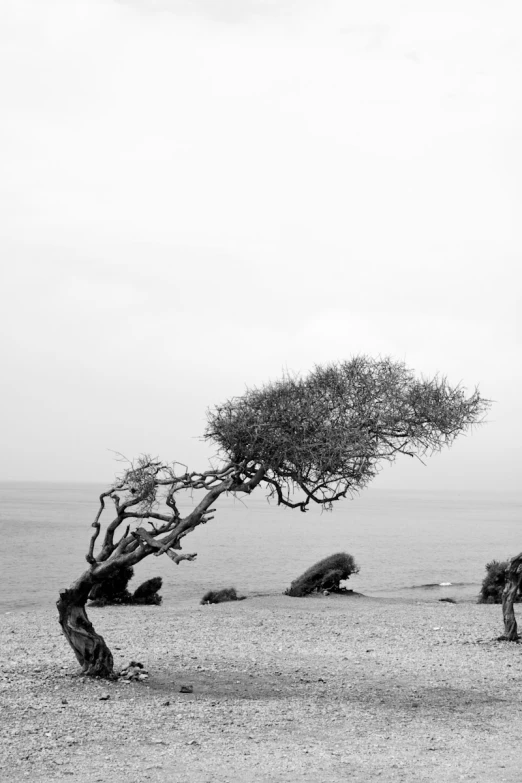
[
  {"xmin": 99, "ymin": 693, "xmax": 110, "ymax": 700},
  {"xmin": 61, "ymin": 699, "xmax": 68, "ymax": 705},
  {"xmin": 162, "ymin": 701, "xmax": 170, "ymax": 707},
  {"xmin": 186, "ymin": 739, "xmax": 198, "ymax": 746},
  {"xmin": 180, "ymin": 685, "xmax": 193, "ymax": 693}
]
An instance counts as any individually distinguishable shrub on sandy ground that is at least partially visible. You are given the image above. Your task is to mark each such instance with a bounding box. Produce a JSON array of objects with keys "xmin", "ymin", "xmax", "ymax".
[
  {"xmin": 200, "ymin": 587, "xmax": 246, "ymax": 605},
  {"xmin": 478, "ymin": 560, "xmax": 522, "ymax": 604},
  {"xmin": 285, "ymin": 552, "xmax": 360, "ymax": 597},
  {"xmin": 89, "ymin": 567, "xmax": 162, "ymax": 606},
  {"xmin": 89, "ymin": 565, "xmax": 134, "ymax": 605},
  {"xmin": 132, "ymin": 577, "xmax": 163, "ymax": 605}
]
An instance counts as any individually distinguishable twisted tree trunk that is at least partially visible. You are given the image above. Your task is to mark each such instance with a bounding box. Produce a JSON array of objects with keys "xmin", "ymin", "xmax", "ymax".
[
  {"xmin": 501, "ymin": 552, "xmax": 522, "ymax": 642},
  {"xmin": 57, "ymin": 574, "xmax": 114, "ymax": 677}
]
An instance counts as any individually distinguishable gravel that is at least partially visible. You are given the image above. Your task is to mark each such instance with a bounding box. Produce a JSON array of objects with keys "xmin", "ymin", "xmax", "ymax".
[{"xmin": 1, "ymin": 594, "xmax": 521, "ymax": 782}]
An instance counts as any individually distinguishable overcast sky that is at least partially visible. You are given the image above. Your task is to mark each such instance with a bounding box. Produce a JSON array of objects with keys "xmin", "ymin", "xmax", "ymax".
[{"xmin": 0, "ymin": 0, "xmax": 520, "ymax": 492}]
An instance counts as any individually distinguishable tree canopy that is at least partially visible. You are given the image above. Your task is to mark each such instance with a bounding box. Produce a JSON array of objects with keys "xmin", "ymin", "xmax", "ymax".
[{"xmin": 206, "ymin": 356, "xmax": 489, "ymax": 510}]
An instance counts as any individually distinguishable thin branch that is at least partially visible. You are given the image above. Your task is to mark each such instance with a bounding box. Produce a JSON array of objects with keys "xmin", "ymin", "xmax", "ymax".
[
  {"xmin": 165, "ymin": 551, "xmax": 198, "ymax": 565},
  {"xmin": 87, "ymin": 490, "xmax": 117, "ymax": 564},
  {"xmin": 122, "ymin": 511, "xmax": 175, "ymax": 523},
  {"xmin": 113, "ymin": 526, "xmax": 131, "ymax": 557},
  {"xmin": 134, "ymin": 527, "xmax": 181, "ymax": 551}
]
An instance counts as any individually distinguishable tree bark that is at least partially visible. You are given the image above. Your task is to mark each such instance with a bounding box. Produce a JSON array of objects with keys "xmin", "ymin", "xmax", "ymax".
[
  {"xmin": 57, "ymin": 578, "xmax": 114, "ymax": 677},
  {"xmin": 501, "ymin": 552, "xmax": 522, "ymax": 642}
]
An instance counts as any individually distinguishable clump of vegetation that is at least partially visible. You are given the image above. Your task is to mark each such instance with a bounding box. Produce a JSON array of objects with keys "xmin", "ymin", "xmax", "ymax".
[
  {"xmin": 200, "ymin": 587, "xmax": 246, "ymax": 605},
  {"xmin": 285, "ymin": 552, "xmax": 360, "ymax": 597},
  {"xmin": 89, "ymin": 565, "xmax": 134, "ymax": 605},
  {"xmin": 478, "ymin": 560, "xmax": 522, "ymax": 604},
  {"xmin": 89, "ymin": 566, "xmax": 163, "ymax": 606},
  {"xmin": 131, "ymin": 577, "xmax": 163, "ymax": 605}
]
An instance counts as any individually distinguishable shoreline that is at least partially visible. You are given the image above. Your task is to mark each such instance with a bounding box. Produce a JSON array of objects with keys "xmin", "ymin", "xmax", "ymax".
[
  {"xmin": 1, "ymin": 581, "xmax": 484, "ymax": 616},
  {"xmin": 1, "ymin": 594, "xmax": 521, "ymax": 782}
]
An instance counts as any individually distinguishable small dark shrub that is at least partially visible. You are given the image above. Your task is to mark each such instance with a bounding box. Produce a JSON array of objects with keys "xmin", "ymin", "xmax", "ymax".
[
  {"xmin": 89, "ymin": 565, "xmax": 134, "ymax": 606},
  {"xmin": 200, "ymin": 587, "xmax": 246, "ymax": 605},
  {"xmin": 132, "ymin": 577, "xmax": 163, "ymax": 605},
  {"xmin": 285, "ymin": 552, "xmax": 360, "ymax": 597},
  {"xmin": 89, "ymin": 567, "xmax": 163, "ymax": 606},
  {"xmin": 478, "ymin": 560, "xmax": 522, "ymax": 604}
]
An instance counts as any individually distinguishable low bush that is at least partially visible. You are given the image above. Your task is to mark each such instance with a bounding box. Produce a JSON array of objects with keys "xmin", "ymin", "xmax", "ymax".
[
  {"xmin": 89, "ymin": 565, "xmax": 134, "ymax": 605},
  {"xmin": 285, "ymin": 552, "xmax": 360, "ymax": 597},
  {"xmin": 132, "ymin": 577, "xmax": 163, "ymax": 605},
  {"xmin": 89, "ymin": 567, "xmax": 163, "ymax": 606},
  {"xmin": 478, "ymin": 560, "xmax": 522, "ymax": 604},
  {"xmin": 200, "ymin": 587, "xmax": 246, "ymax": 605}
]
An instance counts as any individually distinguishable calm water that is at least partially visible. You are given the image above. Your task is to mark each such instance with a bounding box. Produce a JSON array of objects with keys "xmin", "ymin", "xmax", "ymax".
[{"xmin": 0, "ymin": 482, "xmax": 520, "ymax": 613}]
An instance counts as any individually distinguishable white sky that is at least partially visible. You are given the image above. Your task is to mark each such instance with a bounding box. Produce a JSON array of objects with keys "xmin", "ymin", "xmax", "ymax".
[{"xmin": 0, "ymin": 0, "xmax": 520, "ymax": 491}]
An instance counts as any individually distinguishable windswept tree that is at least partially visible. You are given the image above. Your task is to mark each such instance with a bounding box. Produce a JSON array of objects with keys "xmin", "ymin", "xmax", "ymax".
[{"xmin": 58, "ymin": 357, "xmax": 489, "ymax": 676}]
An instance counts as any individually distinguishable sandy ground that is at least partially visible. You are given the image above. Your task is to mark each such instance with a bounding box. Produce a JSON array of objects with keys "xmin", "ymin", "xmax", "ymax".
[{"xmin": 1, "ymin": 594, "xmax": 521, "ymax": 783}]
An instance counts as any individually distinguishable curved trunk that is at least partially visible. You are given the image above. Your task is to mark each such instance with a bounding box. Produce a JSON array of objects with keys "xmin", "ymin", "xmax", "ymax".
[
  {"xmin": 501, "ymin": 581, "xmax": 519, "ymax": 641},
  {"xmin": 501, "ymin": 553, "xmax": 522, "ymax": 642},
  {"xmin": 57, "ymin": 578, "xmax": 114, "ymax": 677}
]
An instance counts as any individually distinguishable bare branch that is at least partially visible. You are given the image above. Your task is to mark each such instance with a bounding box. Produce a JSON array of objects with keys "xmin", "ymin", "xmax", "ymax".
[
  {"xmin": 165, "ymin": 551, "xmax": 197, "ymax": 565},
  {"xmin": 122, "ymin": 511, "xmax": 175, "ymax": 523},
  {"xmin": 112, "ymin": 526, "xmax": 131, "ymax": 557},
  {"xmin": 155, "ymin": 480, "xmax": 233, "ymax": 556},
  {"xmin": 134, "ymin": 526, "xmax": 181, "ymax": 552},
  {"xmin": 87, "ymin": 492, "xmax": 110, "ymax": 564}
]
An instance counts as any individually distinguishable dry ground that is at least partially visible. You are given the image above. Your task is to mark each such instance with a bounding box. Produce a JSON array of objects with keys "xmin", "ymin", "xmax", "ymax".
[{"xmin": 1, "ymin": 595, "xmax": 521, "ymax": 782}]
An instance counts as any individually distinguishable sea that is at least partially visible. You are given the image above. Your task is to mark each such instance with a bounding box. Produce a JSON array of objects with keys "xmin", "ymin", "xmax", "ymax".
[{"xmin": 0, "ymin": 482, "xmax": 520, "ymax": 614}]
